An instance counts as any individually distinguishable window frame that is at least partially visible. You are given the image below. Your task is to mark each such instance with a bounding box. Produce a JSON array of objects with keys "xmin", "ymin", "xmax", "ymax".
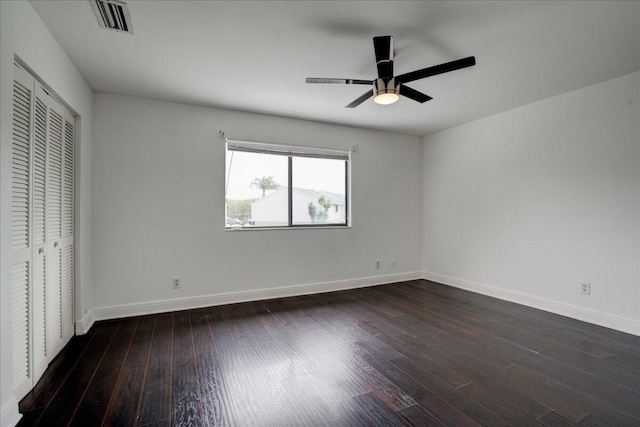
[{"xmin": 225, "ymin": 140, "xmax": 351, "ymax": 230}]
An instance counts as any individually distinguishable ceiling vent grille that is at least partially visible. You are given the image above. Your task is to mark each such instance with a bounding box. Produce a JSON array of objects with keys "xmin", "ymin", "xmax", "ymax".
[{"xmin": 90, "ymin": 0, "xmax": 133, "ymax": 34}]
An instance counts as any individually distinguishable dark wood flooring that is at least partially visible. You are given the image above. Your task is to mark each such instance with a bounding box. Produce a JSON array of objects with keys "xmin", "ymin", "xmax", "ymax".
[{"xmin": 17, "ymin": 280, "xmax": 640, "ymax": 426}]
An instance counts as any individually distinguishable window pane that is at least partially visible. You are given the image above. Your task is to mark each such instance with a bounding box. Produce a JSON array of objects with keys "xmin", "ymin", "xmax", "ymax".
[
  {"xmin": 292, "ymin": 157, "xmax": 347, "ymax": 225},
  {"xmin": 225, "ymin": 151, "xmax": 288, "ymax": 228}
]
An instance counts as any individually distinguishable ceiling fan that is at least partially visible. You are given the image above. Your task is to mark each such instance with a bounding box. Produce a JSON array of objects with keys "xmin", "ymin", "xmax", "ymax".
[{"xmin": 306, "ymin": 35, "xmax": 476, "ymax": 108}]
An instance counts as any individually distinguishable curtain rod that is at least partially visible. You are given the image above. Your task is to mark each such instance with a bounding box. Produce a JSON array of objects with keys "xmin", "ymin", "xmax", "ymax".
[{"xmin": 218, "ymin": 129, "xmax": 358, "ymax": 152}]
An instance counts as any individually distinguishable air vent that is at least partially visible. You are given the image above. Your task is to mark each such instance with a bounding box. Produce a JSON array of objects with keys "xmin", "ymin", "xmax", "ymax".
[{"xmin": 90, "ymin": 0, "xmax": 133, "ymax": 34}]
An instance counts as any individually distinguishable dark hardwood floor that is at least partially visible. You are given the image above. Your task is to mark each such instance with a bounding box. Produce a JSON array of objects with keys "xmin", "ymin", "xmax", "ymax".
[{"xmin": 17, "ymin": 280, "xmax": 640, "ymax": 426}]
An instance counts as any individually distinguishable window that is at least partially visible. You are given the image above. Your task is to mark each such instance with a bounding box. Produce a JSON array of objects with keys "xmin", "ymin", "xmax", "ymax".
[{"xmin": 225, "ymin": 140, "xmax": 349, "ymax": 229}]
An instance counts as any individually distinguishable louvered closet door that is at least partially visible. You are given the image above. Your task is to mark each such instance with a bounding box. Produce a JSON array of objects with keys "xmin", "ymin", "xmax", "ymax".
[
  {"xmin": 31, "ymin": 85, "xmax": 49, "ymax": 382},
  {"xmin": 45, "ymin": 93, "xmax": 66, "ymax": 358},
  {"xmin": 60, "ymin": 108, "xmax": 75, "ymax": 343},
  {"xmin": 11, "ymin": 65, "xmax": 34, "ymax": 399}
]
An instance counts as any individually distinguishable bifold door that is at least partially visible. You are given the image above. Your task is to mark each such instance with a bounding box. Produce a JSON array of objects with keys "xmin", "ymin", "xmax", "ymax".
[{"xmin": 11, "ymin": 64, "xmax": 75, "ymax": 399}]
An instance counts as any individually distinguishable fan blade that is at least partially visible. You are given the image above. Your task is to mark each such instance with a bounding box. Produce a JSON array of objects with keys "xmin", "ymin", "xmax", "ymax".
[
  {"xmin": 373, "ymin": 35, "xmax": 394, "ymax": 79},
  {"xmin": 345, "ymin": 90, "xmax": 373, "ymax": 108},
  {"xmin": 306, "ymin": 77, "xmax": 372, "ymax": 85},
  {"xmin": 396, "ymin": 56, "xmax": 476, "ymax": 84},
  {"xmin": 399, "ymin": 85, "xmax": 433, "ymax": 103}
]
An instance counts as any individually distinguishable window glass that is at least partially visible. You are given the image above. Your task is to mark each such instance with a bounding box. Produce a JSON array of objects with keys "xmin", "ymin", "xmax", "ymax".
[
  {"xmin": 225, "ymin": 151, "xmax": 288, "ymax": 228},
  {"xmin": 292, "ymin": 157, "xmax": 347, "ymax": 225}
]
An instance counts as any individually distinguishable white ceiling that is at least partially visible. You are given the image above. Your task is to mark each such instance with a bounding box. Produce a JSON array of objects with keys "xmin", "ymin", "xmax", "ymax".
[{"xmin": 30, "ymin": 1, "xmax": 639, "ymax": 136}]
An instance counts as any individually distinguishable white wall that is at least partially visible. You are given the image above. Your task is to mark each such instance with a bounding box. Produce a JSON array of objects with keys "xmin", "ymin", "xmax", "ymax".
[
  {"xmin": 423, "ymin": 72, "xmax": 640, "ymax": 335},
  {"xmin": 91, "ymin": 93, "xmax": 423, "ymax": 317},
  {"xmin": 0, "ymin": 1, "xmax": 94, "ymax": 425}
]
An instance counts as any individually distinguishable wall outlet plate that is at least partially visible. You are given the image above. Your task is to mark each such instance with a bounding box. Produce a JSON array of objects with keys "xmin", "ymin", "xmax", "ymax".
[
  {"xmin": 580, "ymin": 282, "xmax": 590, "ymax": 295},
  {"xmin": 173, "ymin": 277, "xmax": 181, "ymax": 289}
]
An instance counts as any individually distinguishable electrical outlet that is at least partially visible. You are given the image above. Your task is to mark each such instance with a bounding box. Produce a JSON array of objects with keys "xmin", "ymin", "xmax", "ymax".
[
  {"xmin": 173, "ymin": 277, "xmax": 181, "ymax": 289},
  {"xmin": 376, "ymin": 260, "xmax": 380, "ymax": 269},
  {"xmin": 391, "ymin": 258, "xmax": 396, "ymax": 267},
  {"xmin": 580, "ymin": 282, "xmax": 590, "ymax": 295}
]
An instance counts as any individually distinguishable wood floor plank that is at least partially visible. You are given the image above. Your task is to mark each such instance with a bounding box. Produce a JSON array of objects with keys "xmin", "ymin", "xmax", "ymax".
[
  {"xmin": 249, "ymin": 300, "xmax": 293, "ymax": 342},
  {"xmin": 457, "ymin": 382, "xmax": 543, "ymax": 427},
  {"xmin": 70, "ymin": 317, "xmax": 139, "ymax": 426},
  {"xmin": 19, "ymin": 330, "xmax": 96, "ymax": 412},
  {"xmin": 397, "ymin": 404, "xmax": 445, "ymax": 427},
  {"xmin": 350, "ymin": 351, "xmax": 416, "ymax": 412},
  {"xmin": 360, "ymin": 348, "xmax": 481, "ymax": 426},
  {"xmin": 407, "ymin": 333, "xmax": 554, "ymax": 420},
  {"xmin": 538, "ymin": 410, "xmax": 580, "ymax": 427},
  {"xmin": 171, "ymin": 355, "xmax": 201, "ymax": 427},
  {"xmin": 33, "ymin": 321, "xmax": 120, "ymax": 426},
  {"xmin": 14, "ymin": 409, "xmax": 44, "ymax": 427},
  {"xmin": 392, "ymin": 334, "xmax": 476, "ymax": 387},
  {"xmin": 298, "ymin": 296, "xmax": 406, "ymax": 364},
  {"xmin": 234, "ymin": 302, "xmax": 274, "ymax": 347},
  {"xmin": 205, "ymin": 306, "xmax": 237, "ymax": 351},
  {"xmin": 502, "ymin": 364, "xmax": 595, "ymax": 422},
  {"xmin": 353, "ymin": 392, "xmax": 409, "ymax": 427},
  {"xmin": 124, "ymin": 315, "xmax": 155, "ymax": 367},
  {"xmin": 425, "ymin": 347, "xmax": 553, "ymax": 420},
  {"xmin": 578, "ymin": 412, "xmax": 639, "ymax": 427},
  {"xmin": 104, "ymin": 317, "xmax": 139, "ymax": 361},
  {"xmin": 69, "ymin": 355, "xmax": 126, "ymax": 427},
  {"xmin": 392, "ymin": 356, "xmax": 514, "ymax": 426},
  {"xmin": 219, "ymin": 304, "xmax": 258, "ymax": 349},
  {"xmin": 414, "ymin": 329, "xmax": 515, "ymax": 370},
  {"xmin": 102, "ymin": 363, "xmax": 146, "ymax": 427},
  {"xmin": 189, "ymin": 309, "xmax": 216, "ymax": 355},
  {"xmin": 487, "ymin": 341, "xmax": 640, "ymax": 420},
  {"xmin": 137, "ymin": 313, "xmax": 173, "ymax": 426},
  {"xmin": 195, "ymin": 351, "xmax": 236, "ymax": 427},
  {"xmin": 138, "ymin": 420, "xmax": 170, "ymax": 427},
  {"xmin": 316, "ymin": 294, "xmax": 409, "ymax": 338},
  {"xmin": 171, "ymin": 311, "xmax": 203, "ymax": 426},
  {"xmin": 540, "ymin": 347, "xmax": 640, "ymax": 393}
]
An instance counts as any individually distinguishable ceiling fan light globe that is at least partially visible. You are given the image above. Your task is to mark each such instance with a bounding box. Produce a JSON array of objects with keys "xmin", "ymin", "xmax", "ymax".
[{"xmin": 374, "ymin": 93, "xmax": 400, "ymax": 105}]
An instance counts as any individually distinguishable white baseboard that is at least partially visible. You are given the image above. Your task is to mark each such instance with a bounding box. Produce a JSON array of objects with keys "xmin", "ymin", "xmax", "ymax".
[
  {"xmin": 75, "ymin": 310, "xmax": 95, "ymax": 335},
  {"xmin": 0, "ymin": 398, "xmax": 21, "ymax": 427},
  {"xmin": 423, "ymin": 271, "xmax": 640, "ymax": 336},
  {"xmin": 93, "ymin": 271, "xmax": 423, "ymax": 321}
]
